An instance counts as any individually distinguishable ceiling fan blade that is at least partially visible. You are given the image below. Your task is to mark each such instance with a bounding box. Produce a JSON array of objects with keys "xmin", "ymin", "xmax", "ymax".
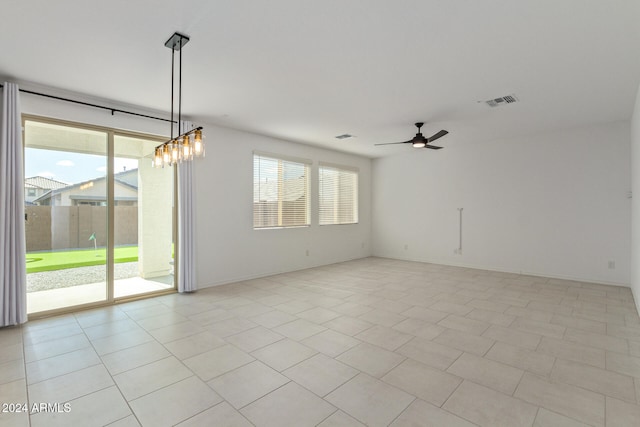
[
  {"xmin": 427, "ymin": 130, "xmax": 448, "ymax": 143},
  {"xmin": 374, "ymin": 140, "xmax": 412, "ymax": 146},
  {"xmin": 424, "ymin": 144, "xmax": 443, "ymax": 150}
]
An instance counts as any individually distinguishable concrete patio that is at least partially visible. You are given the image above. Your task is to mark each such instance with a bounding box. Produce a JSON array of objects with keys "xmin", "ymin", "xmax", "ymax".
[{"xmin": 27, "ymin": 275, "xmax": 174, "ymax": 313}]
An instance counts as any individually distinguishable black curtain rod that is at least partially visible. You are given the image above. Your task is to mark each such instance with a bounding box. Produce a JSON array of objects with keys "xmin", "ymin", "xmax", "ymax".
[{"xmin": 0, "ymin": 83, "xmax": 175, "ymax": 124}]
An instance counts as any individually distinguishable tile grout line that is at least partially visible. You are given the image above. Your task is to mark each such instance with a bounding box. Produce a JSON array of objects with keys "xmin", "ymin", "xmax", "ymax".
[
  {"xmin": 11, "ymin": 258, "xmax": 640, "ymax": 426},
  {"xmin": 20, "ymin": 325, "xmax": 32, "ymax": 427},
  {"xmin": 89, "ymin": 309, "xmax": 144, "ymax": 427},
  {"xmin": 384, "ymin": 396, "xmax": 417, "ymax": 427}
]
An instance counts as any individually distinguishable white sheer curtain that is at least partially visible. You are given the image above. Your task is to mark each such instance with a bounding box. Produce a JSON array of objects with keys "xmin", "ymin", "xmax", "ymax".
[
  {"xmin": 0, "ymin": 82, "xmax": 27, "ymax": 326},
  {"xmin": 177, "ymin": 121, "xmax": 197, "ymax": 292}
]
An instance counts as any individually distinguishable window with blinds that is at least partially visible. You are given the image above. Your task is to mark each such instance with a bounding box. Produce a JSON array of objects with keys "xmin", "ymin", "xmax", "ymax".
[
  {"xmin": 253, "ymin": 152, "xmax": 310, "ymax": 229},
  {"xmin": 319, "ymin": 163, "xmax": 358, "ymax": 225}
]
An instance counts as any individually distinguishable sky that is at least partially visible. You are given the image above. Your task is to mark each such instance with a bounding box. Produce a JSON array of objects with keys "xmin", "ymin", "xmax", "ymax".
[{"xmin": 25, "ymin": 148, "xmax": 140, "ymax": 184}]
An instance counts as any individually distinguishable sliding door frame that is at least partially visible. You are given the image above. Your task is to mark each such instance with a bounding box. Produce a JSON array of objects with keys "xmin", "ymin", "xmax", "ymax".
[{"xmin": 23, "ymin": 114, "xmax": 178, "ymax": 320}]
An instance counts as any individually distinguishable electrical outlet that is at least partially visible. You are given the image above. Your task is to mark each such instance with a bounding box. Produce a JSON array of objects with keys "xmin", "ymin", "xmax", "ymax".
[
  {"xmin": 306, "ymin": 250, "xmax": 309, "ymax": 256},
  {"xmin": 404, "ymin": 244, "xmax": 408, "ymax": 250},
  {"xmin": 608, "ymin": 260, "xmax": 615, "ymax": 269}
]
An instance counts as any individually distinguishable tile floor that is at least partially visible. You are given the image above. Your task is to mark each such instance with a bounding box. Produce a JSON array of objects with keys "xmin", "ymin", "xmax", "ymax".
[{"xmin": 2, "ymin": 257, "xmax": 640, "ymax": 426}]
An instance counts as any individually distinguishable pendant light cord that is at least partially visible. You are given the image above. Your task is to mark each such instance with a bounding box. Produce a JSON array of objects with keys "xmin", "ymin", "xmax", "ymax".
[
  {"xmin": 178, "ymin": 35, "xmax": 183, "ymax": 136},
  {"xmin": 152, "ymin": 31, "xmax": 203, "ymax": 167},
  {"xmin": 170, "ymin": 46, "xmax": 175, "ymax": 139}
]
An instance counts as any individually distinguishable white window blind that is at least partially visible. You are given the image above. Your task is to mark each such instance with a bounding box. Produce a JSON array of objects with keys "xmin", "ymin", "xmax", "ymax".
[
  {"xmin": 253, "ymin": 152, "xmax": 310, "ymax": 229},
  {"xmin": 319, "ymin": 163, "xmax": 358, "ymax": 225}
]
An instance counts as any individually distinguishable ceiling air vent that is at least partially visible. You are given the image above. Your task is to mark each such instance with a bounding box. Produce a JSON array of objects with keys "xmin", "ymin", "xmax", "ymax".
[
  {"xmin": 485, "ymin": 94, "xmax": 518, "ymax": 107},
  {"xmin": 335, "ymin": 134, "xmax": 353, "ymax": 140}
]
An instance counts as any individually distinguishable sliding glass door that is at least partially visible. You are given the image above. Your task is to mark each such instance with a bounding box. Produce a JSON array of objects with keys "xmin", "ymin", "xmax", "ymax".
[
  {"xmin": 23, "ymin": 117, "xmax": 175, "ymax": 315},
  {"xmin": 113, "ymin": 134, "xmax": 174, "ymax": 299},
  {"xmin": 24, "ymin": 120, "xmax": 109, "ymax": 313}
]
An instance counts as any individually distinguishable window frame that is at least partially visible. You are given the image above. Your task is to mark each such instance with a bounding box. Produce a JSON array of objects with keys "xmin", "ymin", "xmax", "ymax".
[{"xmin": 253, "ymin": 151, "xmax": 311, "ymax": 229}]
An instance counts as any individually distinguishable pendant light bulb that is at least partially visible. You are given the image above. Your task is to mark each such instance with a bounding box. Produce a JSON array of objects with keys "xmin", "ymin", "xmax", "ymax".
[
  {"xmin": 193, "ymin": 129, "xmax": 205, "ymax": 157},
  {"xmin": 162, "ymin": 144, "xmax": 171, "ymax": 165},
  {"xmin": 171, "ymin": 140, "xmax": 180, "ymax": 163},
  {"xmin": 154, "ymin": 147, "xmax": 163, "ymax": 168},
  {"xmin": 182, "ymin": 135, "xmax": 192, "ymax": 160}
]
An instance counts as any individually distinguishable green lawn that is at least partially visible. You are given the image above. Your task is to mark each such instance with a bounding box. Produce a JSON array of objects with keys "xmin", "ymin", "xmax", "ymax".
[{"xmin": 26, "ymin": 246, "xmax": 139, "ymax": 273}]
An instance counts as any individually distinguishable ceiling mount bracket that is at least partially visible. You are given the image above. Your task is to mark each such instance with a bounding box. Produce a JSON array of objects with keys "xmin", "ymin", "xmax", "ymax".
[{"xmin": 164, "ymin": 32, "xmax": 190, "ymax": 51}]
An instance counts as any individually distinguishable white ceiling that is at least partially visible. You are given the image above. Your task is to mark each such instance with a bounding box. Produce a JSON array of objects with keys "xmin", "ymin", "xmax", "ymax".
[{"xmin": 2, "ymin": 0, "xmax": 640, "ymax": 158}]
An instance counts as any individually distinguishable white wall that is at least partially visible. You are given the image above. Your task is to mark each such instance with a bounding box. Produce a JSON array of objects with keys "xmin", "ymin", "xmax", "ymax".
[
  {"xmin": 23, "ymin": 85, "xmax": 631, "ymax": 291},
  {"xmin": 372, "ymin": 121, "xmax": 631, "ymax": 286},
  {"xmin": 20, "ymin": 90, "xmax": 372, "ymax": 288},
  {"xmin": 193, "ymin": 125, "xmax": 372, "ymax": 287},
  {"xmin": 631, "ymin": 83, "xmax": 640, "ymax": 313}
]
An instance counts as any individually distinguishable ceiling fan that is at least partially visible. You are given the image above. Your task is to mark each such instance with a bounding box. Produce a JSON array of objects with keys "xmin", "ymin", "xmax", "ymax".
[{"xmin": 375, "ymin": 122, "xmax": 448, "ymax": 149}]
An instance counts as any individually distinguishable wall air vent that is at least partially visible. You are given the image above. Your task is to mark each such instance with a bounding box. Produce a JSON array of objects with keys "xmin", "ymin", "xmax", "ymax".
[{"xmin": 485, "ymin": 94, "xmax": 518, "ymax": 107}]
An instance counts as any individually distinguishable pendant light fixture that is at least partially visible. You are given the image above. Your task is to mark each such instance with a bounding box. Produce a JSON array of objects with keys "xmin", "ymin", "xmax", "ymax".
[{"xmin": 153, "ymin": 32, "xmax": 204, "ymax": 168}]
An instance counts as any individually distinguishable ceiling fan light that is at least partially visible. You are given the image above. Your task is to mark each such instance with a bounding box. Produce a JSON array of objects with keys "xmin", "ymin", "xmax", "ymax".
[{"xmin": 412, "ymin": 141, "xmax": 426, "ymax": 148}]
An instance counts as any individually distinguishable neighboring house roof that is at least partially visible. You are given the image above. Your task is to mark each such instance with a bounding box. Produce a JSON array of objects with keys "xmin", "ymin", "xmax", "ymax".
[
  {"xmin": 113, "ymin": 179, "xmax": 138, "ymax": 192},
  {"xmin": 32, "ymin": 190, "xmax": 52, "ymax": 204},
  {"xmin": 114, "ymin": 168, "xmax": 138, "ymax": 187},
  {"xmin": 24, "ymin": 176, "xmax": 68, "ymax": 190},
  {"xmin": 49, "ymin": 168, "xmax": 139, "ymax": 194},
  {"xmin": 32, "ymin": 169, "xmax": 140, "ymax": 204}
]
